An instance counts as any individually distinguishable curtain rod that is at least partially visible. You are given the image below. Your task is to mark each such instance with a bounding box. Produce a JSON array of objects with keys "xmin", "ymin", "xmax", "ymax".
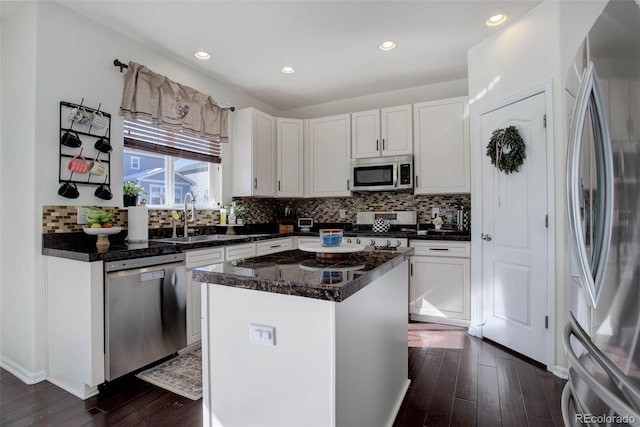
[{"xmin": 113, "ymin": 59, "xmax": 235, "ymax": 112}]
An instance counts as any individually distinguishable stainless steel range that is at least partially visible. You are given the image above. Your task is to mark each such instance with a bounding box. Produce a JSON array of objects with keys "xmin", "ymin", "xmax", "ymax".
[{"xmin": 345, "ymin": 211, "xmax": 417, "ymax": 249}]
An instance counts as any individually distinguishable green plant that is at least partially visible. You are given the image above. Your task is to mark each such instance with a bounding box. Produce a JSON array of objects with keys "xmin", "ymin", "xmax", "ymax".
[
  {"xmin": 228, "ymin": 201, "xmax": 246, "ymax": 217},
  {"xmin": 123, "ymin": 180, "xmax": 146, "ymax": 197}
]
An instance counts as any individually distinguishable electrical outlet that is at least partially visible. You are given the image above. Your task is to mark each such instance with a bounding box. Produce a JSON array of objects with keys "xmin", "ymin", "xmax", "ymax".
[
  {"xmin": 249, "ymin": 323, "xmax": 276, "ymax": 346},
  {"xmin": 431, "ymin": 207, "xmax": 440, "ymax": 219},
  {"xmin": 77, "ymin": 207, "xmax": 90, "ymax": 224},
  {"xmin": 339, "ymin": 209, "xmax": 346, "ymax": 219}
]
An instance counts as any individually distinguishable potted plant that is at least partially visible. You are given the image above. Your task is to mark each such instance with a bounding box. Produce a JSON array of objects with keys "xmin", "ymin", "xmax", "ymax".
[
  {"xmin": 228, "ymin": 201, "xmax": 247, "ymax": 225},
  {"xmin": 123, "ymin": 180, "xmax": 146, "ymax": 207}
]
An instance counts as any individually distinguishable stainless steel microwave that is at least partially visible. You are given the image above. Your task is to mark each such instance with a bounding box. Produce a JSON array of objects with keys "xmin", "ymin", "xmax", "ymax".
[{"xmin": 350, "ymin": 155, "xmax": 413, "ymax": 192}]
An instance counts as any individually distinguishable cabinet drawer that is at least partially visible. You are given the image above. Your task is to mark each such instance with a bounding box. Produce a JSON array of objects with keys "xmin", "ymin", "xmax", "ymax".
[
  {"xmin": 256, "ymin": 238, "xmax": 292, "ymax": 256},
  {"xmin": 410, "ymin": 241, "xmax": 470, "ymax": 258},
  {"xmin": 185, "ymin": 247, "xmax": 225, "ymax": 268},
  {"xmin": 295, "ymin": 237, "xmax": 320, "ymax": 248},
  {"xmin": 225, "ymin": 243, "xmax": 256, "ymax": 261}
]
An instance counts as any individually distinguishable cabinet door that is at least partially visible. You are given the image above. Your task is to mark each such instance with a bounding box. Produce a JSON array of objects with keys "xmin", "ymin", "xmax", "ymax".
[
  {"xmin": 414, "ymin": 97, "xmax": 470, "ymax": 194},
  {"xmin": 308, "ymin": 114, "xmax": 351, "ymax": 197},
  {"xmin": 187, "ymin": 275, "xmax": 203, "ymax": 345},
  {"xmin": 381, "ymin": 105, "xmax": 412, "ymax": 156},
  {"xmin": 253, "ymin": 110, "xmax": 277, "ymax": 196},
  {"xmin": 410, "ymin": 256, "xmax": 470, "ymax": 322},
  {"xmin": 351, "ymin": 110, "xmax": 380, "ymax": 158},
  {"xmin": 232, "ymin": 108, "xmax": 276, "ymax": 197},
  {"xmin": 277, "ymin": 118, "xmax": 304, "ymax": 197}
]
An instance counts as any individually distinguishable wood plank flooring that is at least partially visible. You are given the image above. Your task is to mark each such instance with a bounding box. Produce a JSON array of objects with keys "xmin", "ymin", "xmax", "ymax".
[
  {"xmin": 393, "ymin": 323, "xmax": 566, "ymax": 427},
  {"xmin": 0, "ymin": 322, "xmax": 565, "ymax": 426}
]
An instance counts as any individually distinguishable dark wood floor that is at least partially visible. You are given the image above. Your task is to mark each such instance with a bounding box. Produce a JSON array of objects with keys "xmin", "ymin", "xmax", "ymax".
[{"xmin": 1, "ymin": 323, "xmax": 565, "ymax": 427}]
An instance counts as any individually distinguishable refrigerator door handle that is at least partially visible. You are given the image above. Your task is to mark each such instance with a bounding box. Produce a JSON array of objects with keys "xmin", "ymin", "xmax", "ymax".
[
  {"xmin": 566, "ymin": 62, "xmax": 615, "ymax": 308},
  {"xmin": 563, "ymin": 314, "xmax": 640, "ymax": 420}
]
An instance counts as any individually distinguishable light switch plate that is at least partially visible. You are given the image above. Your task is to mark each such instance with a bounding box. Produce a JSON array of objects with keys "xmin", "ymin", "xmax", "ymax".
[
  {"xmin": 77, "ymin": 207, "xmax": 90, "ymax": 224},
  {"xmin": 249, "ymin": 323, "xmax": 276, "ymax": 346},
  {"xmin": 339, "ymin": 209, "xmax": 346, "ymax": 219}
]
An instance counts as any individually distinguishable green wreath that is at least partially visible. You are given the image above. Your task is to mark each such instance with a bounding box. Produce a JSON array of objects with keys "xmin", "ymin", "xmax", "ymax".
[{"xmin": 486, "ymin": 126, "xmax": 526, "ymax": 174}]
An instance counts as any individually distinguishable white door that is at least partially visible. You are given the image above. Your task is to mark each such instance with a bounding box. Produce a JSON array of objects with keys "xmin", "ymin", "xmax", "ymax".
[{"xmin": 480, "ymin": 92, "xmax": 548, "ymax": 364}]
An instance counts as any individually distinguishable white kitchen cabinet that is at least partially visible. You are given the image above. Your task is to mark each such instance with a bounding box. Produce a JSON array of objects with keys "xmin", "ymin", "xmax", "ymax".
[
  {"xmin": 413, "ymin": 97, "xmax": 470, "ymax": 194},
  {"xmin": 185, "ymin": 247, "xmax": 225, "ymax": 346},
  {"xmin": 46, "ymin": 257, "xmax": 104, "ymax": 399},
  {"xmin": 276, "ymin": 118, "xmax": 304, "ymax": 197},
  {"xmin": 351, "ymin": 105, "xmax": 412, "ymax": 158},
  {"xmin": 225, "ymin": 242, "xmax": 256, "ymax": 261},
  {"xmin": 255, "ymin": 237, "xmax": 293, "ymax": 256},
  {"xmin": 232, "ymin": 108, "xmax": 276, "ymax": 197},
  {"xmin": 308, "ymin": 114, "xmax": 351, "ymax": 197},
  {"xmin": 409, "ymin": 241, "xmax": 470, "ymax": 326}
]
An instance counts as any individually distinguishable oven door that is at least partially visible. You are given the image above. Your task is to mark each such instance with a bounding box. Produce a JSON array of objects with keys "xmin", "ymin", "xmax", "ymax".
[{"xmin": 351, "ymin": 163, "xmax": 396, "ymax": 191}]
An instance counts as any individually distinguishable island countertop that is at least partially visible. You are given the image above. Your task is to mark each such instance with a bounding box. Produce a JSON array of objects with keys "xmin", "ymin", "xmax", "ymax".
[{"xmin": 193, "ymin": 247, "xmax": 413, "ymax": 302}]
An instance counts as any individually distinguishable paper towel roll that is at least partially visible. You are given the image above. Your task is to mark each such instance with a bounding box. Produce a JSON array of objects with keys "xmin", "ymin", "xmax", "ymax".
[{"xmin": 127, "ymin": 206, "xmax": 149, "ymax": 242}]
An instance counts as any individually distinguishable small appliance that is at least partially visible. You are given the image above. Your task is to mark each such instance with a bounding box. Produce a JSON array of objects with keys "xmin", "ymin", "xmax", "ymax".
[
  {"xmin": 297, "ymin": 217, "xmax": 313, "ymax": 232},
  {"xmin": 350, "ymin": 155, "xmax": 413, "ymax": 192}
]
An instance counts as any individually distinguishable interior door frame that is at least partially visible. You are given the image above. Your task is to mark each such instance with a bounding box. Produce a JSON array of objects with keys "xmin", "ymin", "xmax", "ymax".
[{"xmin": 469, "ymin": 81, "xmax": 556, "ymax": 370}]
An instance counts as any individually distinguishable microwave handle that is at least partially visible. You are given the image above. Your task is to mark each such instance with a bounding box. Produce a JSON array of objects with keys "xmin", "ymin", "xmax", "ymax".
[{"xmin": 393, "ymin": 163, "xmax": 398, "ymax": 188}]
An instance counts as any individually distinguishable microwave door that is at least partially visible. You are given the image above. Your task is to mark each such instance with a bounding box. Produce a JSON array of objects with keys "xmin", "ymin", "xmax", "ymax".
[
  {"xmin": 567, "ymin": 61, "xmax": 614, "ymax": 308},
  {"xmin": 353, "ymin": 165, "xmax": 394, "ymax": 188}
]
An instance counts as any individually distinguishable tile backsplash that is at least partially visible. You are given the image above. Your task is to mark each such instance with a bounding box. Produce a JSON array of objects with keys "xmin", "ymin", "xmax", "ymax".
[{"xmin": 42, "ymin": 193, "xmax": 470, "ymax": 233}]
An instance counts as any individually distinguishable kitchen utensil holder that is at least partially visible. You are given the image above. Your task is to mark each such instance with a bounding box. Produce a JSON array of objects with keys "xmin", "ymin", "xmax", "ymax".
[{"xmin": 58, "ymin": 100, "xmax": 111, "ymax": 191}]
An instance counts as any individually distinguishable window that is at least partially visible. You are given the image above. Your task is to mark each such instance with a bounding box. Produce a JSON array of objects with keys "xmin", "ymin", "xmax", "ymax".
[{"xmin": 123, "ymin": 120, "xmax": 221, "ymax": 208}]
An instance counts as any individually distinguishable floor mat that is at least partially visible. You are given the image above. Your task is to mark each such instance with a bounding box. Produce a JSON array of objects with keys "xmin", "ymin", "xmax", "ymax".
[{"xmin": 136, "ymin": 346, "xmax": 202, "ymax": 400}]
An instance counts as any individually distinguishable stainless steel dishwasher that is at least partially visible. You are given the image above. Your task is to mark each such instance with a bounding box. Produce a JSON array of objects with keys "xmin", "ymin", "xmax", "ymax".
[{"xmin": 104, "ymin": 253, "xmax": 187, "ymax": 381}]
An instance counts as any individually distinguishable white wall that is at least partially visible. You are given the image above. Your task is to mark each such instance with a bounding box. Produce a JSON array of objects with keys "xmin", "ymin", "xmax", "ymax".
[
  {"xmin": 0, "ymin": 0, "xmax": 278, "ymax": 381},
  {"xmin": 281, "ymin": 78, "xmax": 468, "ymax": 118},
  {"xmin": 0, "ymin": 1, "xmax": 46, "ymax": 383},
  {"xmin": 467, "ymin": 0, "xmax": 607, "ymax": 371}
]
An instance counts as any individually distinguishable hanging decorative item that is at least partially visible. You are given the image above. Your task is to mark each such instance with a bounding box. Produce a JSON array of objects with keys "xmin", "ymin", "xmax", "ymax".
[{"xmin": 486, "ymin": 125, "xmax": 526, "ymax": 174}]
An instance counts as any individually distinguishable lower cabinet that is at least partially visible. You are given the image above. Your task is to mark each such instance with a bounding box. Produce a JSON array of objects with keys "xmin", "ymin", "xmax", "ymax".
[
  {"xmin": 186, "ymin": 247, "xmax": 225, "ymax": 346},
  {"xmin": 409, "ymin": 241, "xmax": 470, "ymax": 326}
]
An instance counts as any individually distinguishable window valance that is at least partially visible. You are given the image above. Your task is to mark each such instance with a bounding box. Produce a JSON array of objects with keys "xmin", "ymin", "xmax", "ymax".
[{"xmin": 119, "ymin": 61, "xmax": 229, "ymax": 143}]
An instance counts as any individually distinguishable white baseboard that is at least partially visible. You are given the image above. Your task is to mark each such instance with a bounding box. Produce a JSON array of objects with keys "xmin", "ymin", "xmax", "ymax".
[
  {"xmin": 410, "ymin": 313, "xmax": 470, "ymax": 328},
  {"xmin": 46, "ymin": 376, "xmax": 99, "ymax": 400},
  {"xmin": 0, "ymin": 355, "xmax": 47, "ymax": 385},
  {"xmin": 385, "ymin": 379, "xmax": 411, "ymax": 427},
  {"xmin": 467, "ymin": 325, "xmax": 483, "ymax": 338},
  {"xmin": 552, "ymin": 364, "xmax": 569, "ymax": 380}
]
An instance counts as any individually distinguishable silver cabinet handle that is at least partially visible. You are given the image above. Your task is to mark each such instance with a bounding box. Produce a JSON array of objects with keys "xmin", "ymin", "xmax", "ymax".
[
  {"xmin": 376, "ymin": 139, "xmax": 379, "ymax": 151},
  {"xmin": 481, "ymin": 233, "xmax": 492, "ymax": 241},
  {"xmin": 347, "ymin": 179, "xmax": 350, "ymax": 190},
  {"xmin": 254, "ymin": 178, "xmax": 257, "ymax": 189}
]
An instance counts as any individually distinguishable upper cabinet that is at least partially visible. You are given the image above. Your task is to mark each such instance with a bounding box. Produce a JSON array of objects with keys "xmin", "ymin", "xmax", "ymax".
[
  {"xmin": 413, "ymin": 97, "xmax": 470, "ymax": 194},
  {"xmin": 308, "ymin": 114, "xmax": 351, "ymax": 197},
  {"xmin": 351, "ymin": 105, "xmax": 412, "ymax": 158},
  {"xmin": 276, "ymin": 118, "xmax": 304, "ymax": 198},
  {"xmin": 232, "ymin": 108, "xmax": 276, "ymax": 197}
]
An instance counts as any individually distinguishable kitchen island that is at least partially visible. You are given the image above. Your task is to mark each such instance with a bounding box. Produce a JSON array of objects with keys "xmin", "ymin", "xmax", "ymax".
[{"xmin": 194, "ymin": 247, "xmax": 413, "ymax": 427}]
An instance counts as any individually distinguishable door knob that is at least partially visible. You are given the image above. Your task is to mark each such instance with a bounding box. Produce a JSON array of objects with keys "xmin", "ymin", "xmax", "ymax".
[{"xmin": 481, "ymin": 233, "xmax": 492, "ymax": 241}]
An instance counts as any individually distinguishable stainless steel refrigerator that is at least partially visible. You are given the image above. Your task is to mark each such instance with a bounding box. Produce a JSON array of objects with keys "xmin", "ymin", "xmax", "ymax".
[{"xmin": 564, "ymin": 1, "xmax": 640, "ymax": 425}]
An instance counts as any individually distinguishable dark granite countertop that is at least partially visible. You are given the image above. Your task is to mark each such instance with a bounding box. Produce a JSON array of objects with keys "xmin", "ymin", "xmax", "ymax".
[
  {"xmin": 42, "ymin": 227, "xmax": 468, "ymax": 262},
  {"xmin": 193, "ymin": 247, "xmax": 413, "ymax": 302}
]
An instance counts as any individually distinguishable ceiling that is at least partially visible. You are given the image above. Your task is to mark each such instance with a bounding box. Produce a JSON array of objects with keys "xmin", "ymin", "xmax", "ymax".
[{"xmin": 58, "ymin": 1, "xmax": 541, "ymax": 112}]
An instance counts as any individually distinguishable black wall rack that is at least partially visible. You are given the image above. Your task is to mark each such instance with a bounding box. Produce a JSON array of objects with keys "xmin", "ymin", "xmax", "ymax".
[{"xmin": 58, "ymin": 100, "xmax": 112, "ymax": 189}]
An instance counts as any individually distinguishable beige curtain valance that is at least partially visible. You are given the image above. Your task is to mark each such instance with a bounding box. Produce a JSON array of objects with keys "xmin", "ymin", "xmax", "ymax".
[{"xmin": 119, "ymin": 61, "xmax": 229, "ymax": 143}]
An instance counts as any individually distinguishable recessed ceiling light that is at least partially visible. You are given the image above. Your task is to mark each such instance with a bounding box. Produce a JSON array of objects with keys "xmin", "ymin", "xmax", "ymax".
[
  {"xmin": 378, "ymin": 40, "xmax": 397, "ymax": 51},
  {"xmin": 280, "ymin": 66, "xmax": 296, "ymax": 74},
  {"xmin": 194, "ymin": 51, "xmax": 211, "ymax": 60},
  {"xmin": 486, "ymin": 14, "xmax": 507, "ymax": 27}
]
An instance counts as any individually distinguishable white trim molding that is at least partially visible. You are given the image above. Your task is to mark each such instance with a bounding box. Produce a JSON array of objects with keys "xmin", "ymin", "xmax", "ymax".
[{"xmin": 0, "ymin": 355, "xmax": 47, "ymax": 385}]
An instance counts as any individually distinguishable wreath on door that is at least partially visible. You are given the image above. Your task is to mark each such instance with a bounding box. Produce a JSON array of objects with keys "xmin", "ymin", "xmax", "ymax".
[{"xmin": 486, "ymin": 126, "xmax": 526, "ymax": 174}]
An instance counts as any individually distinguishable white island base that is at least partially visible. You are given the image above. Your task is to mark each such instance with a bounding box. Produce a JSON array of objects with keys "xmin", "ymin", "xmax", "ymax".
[{"xmin": 201, "ymin": 260, "xmax": 409, "ymax": 427}]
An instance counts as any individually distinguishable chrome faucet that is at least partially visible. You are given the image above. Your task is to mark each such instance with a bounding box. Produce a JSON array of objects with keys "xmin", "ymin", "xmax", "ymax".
[{"xmin": 183, "ymin": 191, "xmax": 197, "ymax": 237}]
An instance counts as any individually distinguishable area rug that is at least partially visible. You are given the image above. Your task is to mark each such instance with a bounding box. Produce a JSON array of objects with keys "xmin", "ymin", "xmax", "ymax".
[{"xmin": 136, "ymin": 346, "xmax": 202, "ymax": 400}]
